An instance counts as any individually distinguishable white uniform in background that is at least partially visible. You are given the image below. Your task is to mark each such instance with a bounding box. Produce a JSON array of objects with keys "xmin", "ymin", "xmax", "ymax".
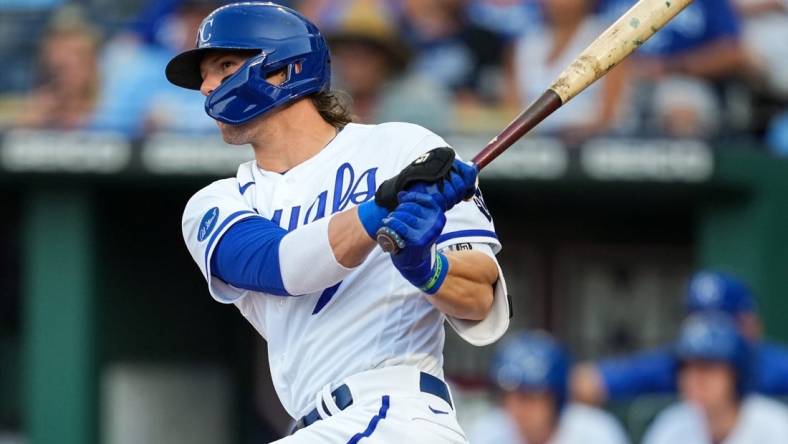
[
  {"xmin": 643, "ymin": 395, "xmax": 788, "ymax": 444},
  {"xmin": 736, "ymin": 0, "xmax": 788, "ymax": 95},
  {"xmin": 513, "ymin": 18, "xmax": 629, "ymax": 134},
  {"xmin": 182, "ymin": 122, "xmax": 510, "ymax": 443},
  {"xmin": 468, "ymin": 403, "xmax": 630, "ymax": 444}
]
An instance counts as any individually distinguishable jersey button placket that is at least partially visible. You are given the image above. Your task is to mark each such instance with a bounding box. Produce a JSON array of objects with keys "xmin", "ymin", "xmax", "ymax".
[{"xmin": 282, "ymin": 175, "xmax": 296, "ymax": 205}]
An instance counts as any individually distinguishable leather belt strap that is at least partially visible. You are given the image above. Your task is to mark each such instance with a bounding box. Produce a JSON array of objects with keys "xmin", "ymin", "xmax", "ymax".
[{"xmin": 292, "ymin": 371, "xmax": 451, "ymax": 433}]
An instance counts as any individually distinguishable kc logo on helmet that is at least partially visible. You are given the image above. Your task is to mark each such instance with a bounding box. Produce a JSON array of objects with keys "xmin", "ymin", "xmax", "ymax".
[{"xmin": 198, "ymin": 18, "xmax": 214, "ymax": 45}]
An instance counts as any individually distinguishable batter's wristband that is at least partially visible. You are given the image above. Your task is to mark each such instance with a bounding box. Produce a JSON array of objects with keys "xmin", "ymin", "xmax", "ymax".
[
  {"xmin": 357, "ymin": 200, "xmax": 390, "ymax": 240},
  {"xmin": 419, "ymin": 253, "xmax": 449, "ymax": 295}
]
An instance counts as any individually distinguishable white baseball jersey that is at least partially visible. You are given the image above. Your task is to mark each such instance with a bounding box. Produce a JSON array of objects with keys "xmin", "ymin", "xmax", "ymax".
[
  {"xmin": 182, "ymin": 122, "xmax": 510, "ymax": 419},
  {"xmin": 468, "ymin": 403, "xmax": 630, "ymax": 444},
  {"xmin": 643, "ymin": 396, "xmax": 788, "ymax": 444}
]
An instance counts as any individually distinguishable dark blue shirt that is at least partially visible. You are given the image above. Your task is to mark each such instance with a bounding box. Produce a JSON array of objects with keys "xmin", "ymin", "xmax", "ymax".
[
  {"xmin": 598, "ymin": 341, "xmax": 788, "ymax": 399},
  {"xmin": 599, "ymin": 0, "xmax": 740, "ymax": 56}
]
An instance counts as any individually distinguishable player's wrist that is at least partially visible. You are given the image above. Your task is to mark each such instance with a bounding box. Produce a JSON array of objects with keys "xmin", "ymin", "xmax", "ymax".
[
  {"xmin": 396, "ymin": 248, "xmax": 449, "ymax": 295},
  {"xmin": 357, "ymin": 200, "xmax": 390, "ymax": 240},
  {"xmin": 417, "ymin": 252, "xmax": 449, "ymax": 295}
]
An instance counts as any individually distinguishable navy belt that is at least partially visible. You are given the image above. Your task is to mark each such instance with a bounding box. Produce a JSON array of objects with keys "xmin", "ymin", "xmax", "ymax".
[{"xmin": 292, "ymin": 372, "xmax": 452, "ymax": 433}]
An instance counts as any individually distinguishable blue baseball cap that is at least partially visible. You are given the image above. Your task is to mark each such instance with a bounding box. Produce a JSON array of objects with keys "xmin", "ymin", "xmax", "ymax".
[
  {"xmin": 490, "ymin": 331, "xmax": 570, "ymax": 409},
  {"xmin": 685, "ymin": 270, "xmax": 756, "ymax": 316},
  {"xmin": 675, "ymin": 311, "xmax": 752, "ymax": 396}
]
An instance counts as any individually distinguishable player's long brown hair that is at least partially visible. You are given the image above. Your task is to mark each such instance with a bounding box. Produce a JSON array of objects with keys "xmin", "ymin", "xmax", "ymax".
[{"xmin": 311, "ymin": 90, "xmax": 353, "ymax": 129}]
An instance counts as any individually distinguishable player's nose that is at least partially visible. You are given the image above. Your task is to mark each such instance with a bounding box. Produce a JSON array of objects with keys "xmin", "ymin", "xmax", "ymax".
[{"xmin": 200, "ymin": 76, "xmax": 219, "ymax": 97}]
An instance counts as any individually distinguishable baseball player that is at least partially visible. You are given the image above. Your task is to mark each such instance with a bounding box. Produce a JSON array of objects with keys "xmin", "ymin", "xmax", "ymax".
[
  {"xmin": 571, "ymin": 270, "xmax": 788, "ymax": 404},
  {"xmin": 643, "ymin": 312, "xmax": 788, "ymax": 444},
  {"xmin": 165, "ymin": 3, "xmax": 510, "ymax": 443},
  {"xmin": 468, "ymin": 331, "xmax": 630, "ymax": 444}
]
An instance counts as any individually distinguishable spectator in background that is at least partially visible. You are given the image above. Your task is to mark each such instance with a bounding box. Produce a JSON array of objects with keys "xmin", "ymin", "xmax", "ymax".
[
  {"xmin": 571, "ymin": 270, "xmax": 788, "ymax": 406},
  {"xmin": 465, "ymin": 0, "xmax": 541, "ymax": 40},
  {"xmin": 506, "ymin": 0, "xmax": 630, "ymax": 141},
  {"xmin": 601, "ymin": 0, "xmax": 748, "ymax": 81},
  {"xmin": 642, "ymin": 312, "xmax": 788, "ymax": 444},
  {"xmin": 15, "ymin": 6, "xmax": 100, "ymax": 130},
  {"xmin": 734, "ymin": 0, "xmax": 788, "ymax": 151},
  {"xmin": 651, "ymin": 76, "xmax": 721, "ymax": 138},
  {"xmin": 734, "ymin": 0, "xmax": 788, "ymax": 98},
  {"xmin": 91, "ymin": 0, "xmax": 219, "ymax": 136},
  {"xmin": 327, "ymin": 2, "xmax": 454, "ymax": 131},
  {"xmin": 601, "ymin": 0, "xmax": 752, "ymax": 136},
  {"xmin": 141, "ymin": 1, "xmax": 223, "ymax": 133},
  {"xmin": 399, "ymin": 0, "xmax": 507, "ymax": 103},
  {"xmin": 469, "ymin": 331, "xmax": 629, "ymax": 444},
  {"xmin": 298, "ymin": 0, "xmax": 400, "ymax": 32}
]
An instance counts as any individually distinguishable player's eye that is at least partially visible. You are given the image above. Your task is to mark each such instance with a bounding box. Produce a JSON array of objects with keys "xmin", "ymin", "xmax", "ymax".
[{"xmin": 220, "ymin": 60, "xmax": 235, "ymax": 71}]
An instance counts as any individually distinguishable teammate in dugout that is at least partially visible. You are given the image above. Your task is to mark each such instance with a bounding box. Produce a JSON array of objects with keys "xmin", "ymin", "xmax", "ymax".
[
  {"xmin": 165, "ymin": 2, "xmax": 510, "ymax": 443},
  {"xmin": 642, "ymin": 312, "xmax": 788, "ymax": 444},
  {"xmin": 571, "ymin": 270, "xmax": 788, "ymax": 404},
  {"xmin": 468, "ymin": 331, "xmax": 630, "ymax": 444}
]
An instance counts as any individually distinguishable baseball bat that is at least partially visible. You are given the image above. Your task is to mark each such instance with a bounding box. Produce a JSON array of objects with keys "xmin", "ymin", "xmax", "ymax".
[{"xmin": 376, "ymin": 0, "xmax": 695, "ymax": 254}]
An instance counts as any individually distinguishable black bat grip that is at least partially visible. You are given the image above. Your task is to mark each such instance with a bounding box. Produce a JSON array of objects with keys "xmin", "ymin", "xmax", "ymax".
[{"xmin": 375, "ymin": 163, "xmax": 480, "ymax": 255}]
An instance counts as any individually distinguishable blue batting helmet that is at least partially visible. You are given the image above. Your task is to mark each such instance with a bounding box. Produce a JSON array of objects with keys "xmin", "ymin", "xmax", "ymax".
[
  {"xmin": 685, "ymin": 270, "xmax": 755, "ymax": 316},
  {"xmin": 490, "ymin": 331, "xmax": 570, "ymax": 409},
  {"xmin": 675, "ymin": 311, "xmax": 752, "ymax": 395},
  {"xmin": 165, "ymin": 2, "xmax": 331, "ymax": 124}
]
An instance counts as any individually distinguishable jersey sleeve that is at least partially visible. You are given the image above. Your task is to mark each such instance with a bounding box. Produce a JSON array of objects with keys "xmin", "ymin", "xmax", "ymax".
[
  {"xmin": 182, "ymin": 179, "xmax": 262, "ymax": 304},
  {"xmin": 439, "ymin": 189, "xmax": 500, "ymax": 251},
  {"xmin": 439, "ymin": 242, "xmax": 510, "ymax": 346},
  {"xmin": 597, "ymin": 347, "xmax": 677, "ymax": 400},
  {"xmin": 400, "ymin": 127, "xmax": 510, "ymax": 346}
]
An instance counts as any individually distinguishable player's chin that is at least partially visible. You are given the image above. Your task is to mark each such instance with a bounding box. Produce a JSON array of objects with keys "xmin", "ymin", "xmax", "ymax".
[{"xmin": 216, "ymin": 121, "xmax": 250, "ymax": 145}]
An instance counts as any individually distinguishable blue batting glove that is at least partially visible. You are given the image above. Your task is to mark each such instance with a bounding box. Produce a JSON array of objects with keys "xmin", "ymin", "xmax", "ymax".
[
  {"xmin": 407, "ymin": 159, "xmax": 478, "ymax": 211},
  {"xmin": 383, "ymin": 191, "xmax": 449, "ymax": 294}
]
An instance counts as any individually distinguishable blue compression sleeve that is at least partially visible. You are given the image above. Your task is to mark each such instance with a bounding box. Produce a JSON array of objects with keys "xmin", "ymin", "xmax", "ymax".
[{"xmin": 210, "ymin": 217, "xmax": 290, "ymax": 296}]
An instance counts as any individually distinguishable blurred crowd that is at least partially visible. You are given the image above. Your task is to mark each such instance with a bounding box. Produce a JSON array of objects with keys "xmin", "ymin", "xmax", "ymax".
[
  {"xmin": 1, "ymin": 0, "xmax": 788, "ymax": 152},
  {"xmin": 2, "ymin": 2, "xmax": 788, "ymax": 443},
  {"xmin": 2, "ymin": 3, "xmax": 788, "ymax": 443},
  {"xmin": 467, "ymin": 270, "xmax": 788, "ymax": 444}
]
